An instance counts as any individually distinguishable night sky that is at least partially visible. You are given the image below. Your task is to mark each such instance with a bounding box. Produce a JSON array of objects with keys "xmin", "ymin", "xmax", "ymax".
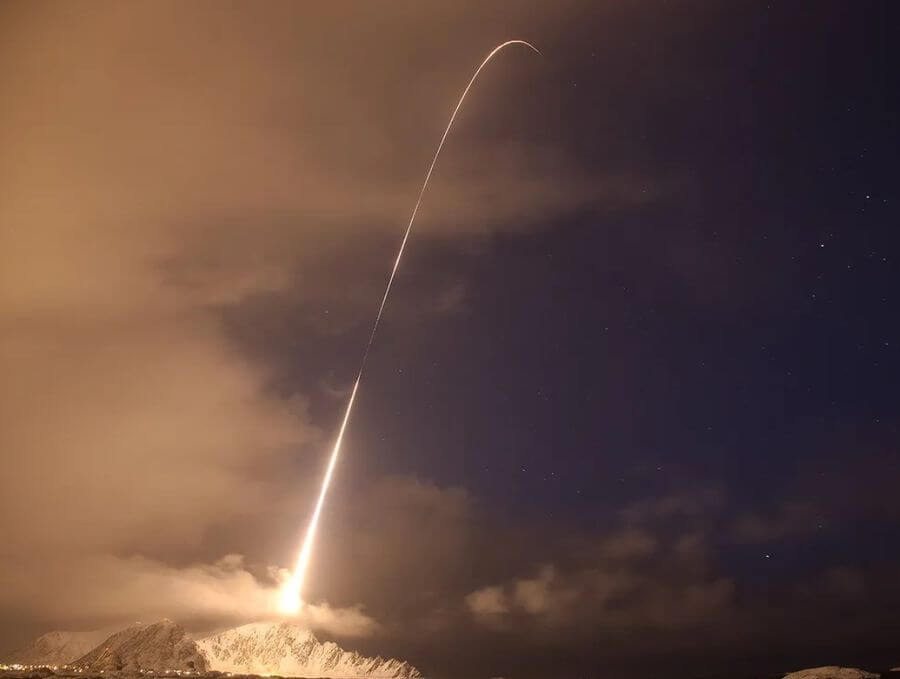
[{"xmin": 1, "ymin": 2, "xmax": 899, "ymax": 679}]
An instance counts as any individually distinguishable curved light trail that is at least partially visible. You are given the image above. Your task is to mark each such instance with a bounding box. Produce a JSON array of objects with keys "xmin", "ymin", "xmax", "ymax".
[{"xmin": 279, "ymin": 39, "xmax": 541, "ymax": 614}]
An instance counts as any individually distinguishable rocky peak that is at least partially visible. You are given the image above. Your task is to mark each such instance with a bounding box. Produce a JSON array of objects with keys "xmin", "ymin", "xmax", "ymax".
[{"xmin": 74, "ymin": 620, "xmax": 207, "ymax": 672}]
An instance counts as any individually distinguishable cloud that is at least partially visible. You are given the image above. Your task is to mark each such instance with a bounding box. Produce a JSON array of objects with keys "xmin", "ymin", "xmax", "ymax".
[
  {"xmin": 0, "ymin": 3, "xmax": 669, "ymax": 326},
  {"xmin": 465, "ymin": 587, "xmax": 508, "ymax": 617},
  {"xmin": 513, "ymin": 566, "xmax": 557, "ymax": 614},
  {"xmin": 298, "ymin": 603, "xmax": 380, "ymax": 639},
  {"xmin": 462, "ymin": 514, "xmax": 734, "ymax": 638},
  {"xmin": 621, "ymin": 487, "xmax": 726, "ymax": 525},
  {"xmin": 465, "ymin": 561, "xmax": 735, "ymax": 634},
  {"xmin": 0, "ymin": 315, "xmax": 319, "ymax": 553},
  {"xmin": 599, "ymin": 529, "xmax": 658, "ymax": 560},
  {"xmin": 796, "ymin": 567, "xmax": 866, "ymax": 603},
  {"xmin": 309, "ymin": 477, "xmax": 474, "ymax": 617},
  {"xmin": 0, "ymin": 552, "xmax": 376, "ymax": 638},
  {"xmin": 732, "ymin": 501, "xmax": 819, "ymax": 544}
]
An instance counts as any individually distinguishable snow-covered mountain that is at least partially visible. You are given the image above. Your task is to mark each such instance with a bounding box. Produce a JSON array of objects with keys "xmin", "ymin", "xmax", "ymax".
[
  {"xmin": 74, "ymin": 620, "xmax": 207, "ymax": 672},
  {"xmin": 783, "ymin": 668, "xmax": 880, "ymax": 679},
  {"xmin": 4, "ymin": 629, "xmax": 112, "ymax": 666},
  {"xmin": 6, "ymin": 620, "xmax": 418, "ymax": 678},
  {"xmin": 196, "ymin": 622, "xmax": 420, "ymax": 678}
]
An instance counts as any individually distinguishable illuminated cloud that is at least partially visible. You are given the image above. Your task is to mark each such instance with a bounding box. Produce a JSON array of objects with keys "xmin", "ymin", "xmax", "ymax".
[
  {"xmin": 0, "ymin": 553, "xmax": 377, "ymax": 639},
  {"xmin": 465, "ymin": 586, "xmax": 509, "ymax": 617}
]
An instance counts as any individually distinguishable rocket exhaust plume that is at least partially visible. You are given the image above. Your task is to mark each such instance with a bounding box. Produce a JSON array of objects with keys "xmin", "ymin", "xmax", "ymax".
[{"xmin": 278, "ymin": 39, "xmax": 541, "ymax": 615}]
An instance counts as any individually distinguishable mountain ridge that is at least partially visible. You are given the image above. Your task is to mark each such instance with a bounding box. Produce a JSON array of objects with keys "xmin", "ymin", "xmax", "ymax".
[
  {"xmin": 196, "ymin": 621, "xmax": 420, "ymax": 679},
  {"xmin": 4, "ymin": 620, "xmax": 419, "ymax": 679},
  {"xmin": 73, "ymin": 621, "xmax": 207, "ymax": 672},
  {"xmin": 4, "ymin": 629, "xmax": 113, "ymax": 666}
]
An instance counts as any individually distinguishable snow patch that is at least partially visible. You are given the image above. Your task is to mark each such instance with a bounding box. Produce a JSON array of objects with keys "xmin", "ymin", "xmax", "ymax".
[
  {"xmin": 196, "ymin": 621, "xmax": 419, "ymax": 678},
  {"xmin": 784, "ymin": 667, "xmax": 880, "ymax": 679}
]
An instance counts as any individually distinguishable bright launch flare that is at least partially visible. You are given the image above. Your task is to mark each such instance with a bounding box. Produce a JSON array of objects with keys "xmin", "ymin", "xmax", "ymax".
[{"xmin": 278, "ymin": 39, "xmax": 540, "ymax": 614}]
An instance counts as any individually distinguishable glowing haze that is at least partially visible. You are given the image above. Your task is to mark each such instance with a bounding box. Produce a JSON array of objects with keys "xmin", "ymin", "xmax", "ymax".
[{"xmin": 278, "ymin": 39, "xmax": 541, "ymax": 614}]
